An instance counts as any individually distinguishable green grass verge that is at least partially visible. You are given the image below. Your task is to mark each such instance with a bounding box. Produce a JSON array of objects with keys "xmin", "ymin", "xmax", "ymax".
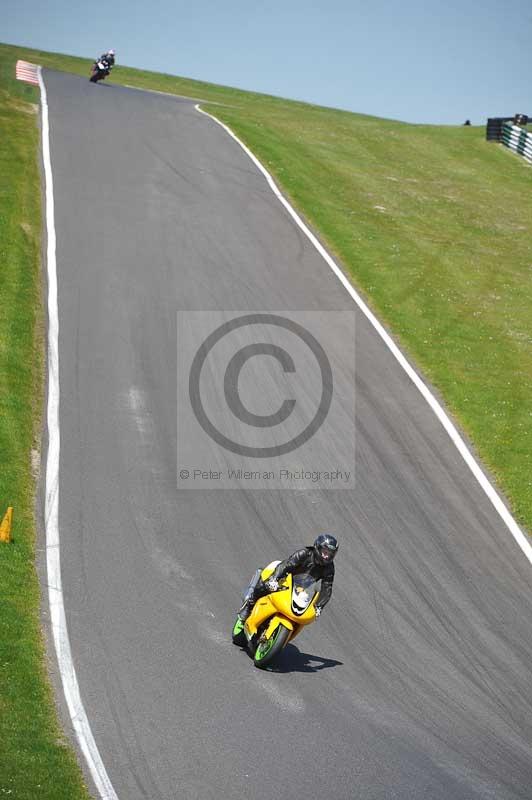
[
  {"xmin": 0, "ymin": 47, "xmax": 91, "ymax": 800},
  {"xmin": 0, "ymin": 33, "xmax": 531, "ymax": 794}
]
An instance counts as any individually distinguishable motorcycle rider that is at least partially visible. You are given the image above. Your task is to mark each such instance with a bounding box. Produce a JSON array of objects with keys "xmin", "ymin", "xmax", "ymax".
[
  {"xmin": 237, "ymin": 534, "xmax": 338, "ymax": 623},
  {"xmin": 97, "ymin": 48, "xmax": 115, "ymax": 74}
]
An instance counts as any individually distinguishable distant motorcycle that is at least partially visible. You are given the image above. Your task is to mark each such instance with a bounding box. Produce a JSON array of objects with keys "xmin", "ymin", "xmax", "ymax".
[{"xmin": 89, "ymin": 59, "xmax": 111, "ymax": 83}]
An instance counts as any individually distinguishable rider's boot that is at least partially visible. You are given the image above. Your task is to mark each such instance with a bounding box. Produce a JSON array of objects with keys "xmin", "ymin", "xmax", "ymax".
[
  {"xmin": 237, "ymin": 597, "xmax": 254, "ymax": 623},
  {"xmin": 238, "ymin": 577, "xmax": 271, "ymax": 622}
]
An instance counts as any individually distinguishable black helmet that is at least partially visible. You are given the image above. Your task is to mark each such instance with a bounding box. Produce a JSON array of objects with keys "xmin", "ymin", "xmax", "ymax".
[{"xmin": 313, "ymin": 534, "xmax": 338, "ymax": 565}]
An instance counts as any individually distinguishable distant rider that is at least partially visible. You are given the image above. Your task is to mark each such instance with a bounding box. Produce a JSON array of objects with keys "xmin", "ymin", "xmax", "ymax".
[
  {"xmin": 238, "ymin": 534, "xmax": 338, "ymax": 623},
  {"xmin": 97, "ymin": 49, "xmax": 116, "ymax": 75}
]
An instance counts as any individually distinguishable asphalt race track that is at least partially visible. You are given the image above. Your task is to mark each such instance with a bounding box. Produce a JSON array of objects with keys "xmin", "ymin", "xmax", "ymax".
[{"xmin": 43, "ymin": 69, "xmax": 532, "ymax": 799}]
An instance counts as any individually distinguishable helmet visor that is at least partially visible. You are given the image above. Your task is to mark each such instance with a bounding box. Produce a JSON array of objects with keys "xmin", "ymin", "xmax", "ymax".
[{"xmin": 317, "ymin": 544, "xmax": 336, "ymax": 562}]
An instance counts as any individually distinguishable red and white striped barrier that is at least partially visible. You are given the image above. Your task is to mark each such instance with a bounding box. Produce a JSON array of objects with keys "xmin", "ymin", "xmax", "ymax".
[{"xmin": 16, "ymin": 60, "xmax": 39, "ymax": 86}]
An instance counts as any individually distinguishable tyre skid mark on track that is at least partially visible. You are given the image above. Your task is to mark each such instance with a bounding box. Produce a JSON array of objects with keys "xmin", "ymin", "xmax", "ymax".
[{"xmin": 250, "ymin": 673, "xmax": 306, "ymax": 713}]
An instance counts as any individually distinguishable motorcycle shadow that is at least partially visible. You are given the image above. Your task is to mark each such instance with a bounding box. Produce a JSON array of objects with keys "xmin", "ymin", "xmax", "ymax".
[{"xmin": 269, "ymin": 644, "xmax": 343, "ymax": 673}]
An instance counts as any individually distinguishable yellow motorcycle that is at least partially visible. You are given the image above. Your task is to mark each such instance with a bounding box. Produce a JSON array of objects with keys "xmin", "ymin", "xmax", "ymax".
[{"xmin": 232, "ymin": 561, "xmax": 319, "ymax": 668}]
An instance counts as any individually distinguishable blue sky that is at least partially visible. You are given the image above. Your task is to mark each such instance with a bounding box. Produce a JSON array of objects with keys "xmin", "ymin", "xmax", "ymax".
[{"xmin": 3, "ymin": 0, "xmax": 531, "ymax": 124}]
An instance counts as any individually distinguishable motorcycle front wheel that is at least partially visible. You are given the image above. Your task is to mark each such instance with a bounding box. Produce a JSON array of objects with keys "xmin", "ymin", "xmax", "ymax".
[
  {"xmin": 231, "ymin": 615, "xmax": 247, "ymax": 647},
  {"xmin": 253, "ymin": 624, "xmax": 290, "ymax": 669}
]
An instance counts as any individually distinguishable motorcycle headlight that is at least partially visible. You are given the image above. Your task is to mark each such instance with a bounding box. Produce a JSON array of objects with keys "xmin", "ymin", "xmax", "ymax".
[{"xmin": 293, "ymin": 590, "xmax": 310, "ymax": 608}]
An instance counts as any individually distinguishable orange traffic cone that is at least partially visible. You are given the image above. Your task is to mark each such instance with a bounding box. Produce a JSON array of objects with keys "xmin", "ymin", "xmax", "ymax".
[{"xmin": 0, "ymin": 507, "xmax": 13, "ymax": 543}]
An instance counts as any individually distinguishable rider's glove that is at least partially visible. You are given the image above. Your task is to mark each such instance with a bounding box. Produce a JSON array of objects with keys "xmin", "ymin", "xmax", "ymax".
[
  {"xmin": 266, "ymin": 578, "xmax": 279, "ymax": 592},
  {"xmin": 315, "ymin": 606, "xmax": 322, "ymax": 618}
]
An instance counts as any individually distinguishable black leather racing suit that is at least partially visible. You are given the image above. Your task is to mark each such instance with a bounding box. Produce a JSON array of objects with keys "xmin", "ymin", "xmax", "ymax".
[
  {"xmin": 99, "ymin": 53, "xmax": 115, "ymax": 67},
  {"xmin": 250, "ymin": 546, "xmax": 335, "ymax": 614},
  {"xmin": 97, "ymin": 54, "xmax": 115, "ymax": 74}
]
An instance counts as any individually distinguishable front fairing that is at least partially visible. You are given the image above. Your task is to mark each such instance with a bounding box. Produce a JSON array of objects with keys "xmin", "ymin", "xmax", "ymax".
[
  {"xmin": 245, "ymin": 572, "xmax": 317, "ymax": 637},
  {"xmin": 290, "ymin": 573, "xmax": 320, "ymax": 617}
]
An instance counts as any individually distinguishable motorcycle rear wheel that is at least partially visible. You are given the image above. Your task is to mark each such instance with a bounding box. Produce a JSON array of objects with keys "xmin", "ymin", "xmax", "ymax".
[{"xmin": 253, "ymin": 624, "xmax": 290, "ymax": 669}]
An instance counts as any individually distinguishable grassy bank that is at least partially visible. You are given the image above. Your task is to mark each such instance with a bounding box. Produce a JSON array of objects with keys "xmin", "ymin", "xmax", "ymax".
[{"xmin": 0, "ymin": 47, "xmax": 91, "ymax": 799}]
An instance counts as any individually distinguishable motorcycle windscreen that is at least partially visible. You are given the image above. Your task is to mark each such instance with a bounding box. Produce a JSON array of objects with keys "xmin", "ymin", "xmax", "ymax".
[{"xmin": 291, "ymin": 573, "xmax": 320, "ymax": 616}]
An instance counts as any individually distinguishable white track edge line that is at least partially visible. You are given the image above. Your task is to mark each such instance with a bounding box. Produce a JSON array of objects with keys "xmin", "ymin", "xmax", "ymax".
[
  {"xmin": 194, "ymin": 103, "xmax": 532, "ymax": 566},
  {"xmin": 39, "ymin": 67, "xmax": 120, "ymax": 800}
]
